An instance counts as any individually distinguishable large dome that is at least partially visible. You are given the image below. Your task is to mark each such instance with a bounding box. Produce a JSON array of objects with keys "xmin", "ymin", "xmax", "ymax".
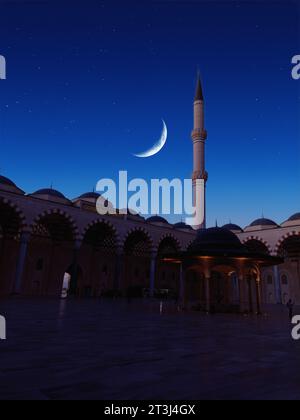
[
  {"xmin": 250, "ymin": 218, "xmax": 277, "ymax": 227},
  {"xmin": 288, "ymin": 213, "xmax": 300, "ymax": 222},
  {"xmin": 0, "ymin": 175, "xmax": 24, "ymax": 194},
  {"xmin": 0, "ymin": 175, "xmax": 16, "ymax": 187},
  {"xmin": 188, "ymin": 227, "xmax": 245, "ymax": 254}
]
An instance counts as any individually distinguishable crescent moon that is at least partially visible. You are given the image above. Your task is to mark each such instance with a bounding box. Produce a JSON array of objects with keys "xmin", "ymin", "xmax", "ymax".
[{"xmin": 134, "ymin": 120, "xmax": 167, "ymax": 158}]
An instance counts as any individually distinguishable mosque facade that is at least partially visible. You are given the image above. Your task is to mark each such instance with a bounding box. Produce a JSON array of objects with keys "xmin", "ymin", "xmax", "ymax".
[{"xmin": 0, "ymin": 79, "xmax": 299, "ymax": 308}]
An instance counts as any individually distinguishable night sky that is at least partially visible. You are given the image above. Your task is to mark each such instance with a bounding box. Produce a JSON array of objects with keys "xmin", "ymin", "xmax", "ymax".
[{"xmin": 0, "ymin": 0, "xmax": 299, "ymax": 227}]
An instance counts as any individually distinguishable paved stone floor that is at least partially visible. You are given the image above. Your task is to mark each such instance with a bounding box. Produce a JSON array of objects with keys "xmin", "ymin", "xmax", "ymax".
[{"xmin": 0, "ymin": 298, "xmax": 299, "ymax": 400}]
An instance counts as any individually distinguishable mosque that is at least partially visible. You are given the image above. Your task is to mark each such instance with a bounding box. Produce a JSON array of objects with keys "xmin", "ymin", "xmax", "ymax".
[{"xmin": 0, "ymin": 78, "xmax": 299, "ymax": 311}]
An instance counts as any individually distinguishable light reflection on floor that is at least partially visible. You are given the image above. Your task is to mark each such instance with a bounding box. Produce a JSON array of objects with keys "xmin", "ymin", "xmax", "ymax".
[{"xmin": 0, "ymin": 298, "xmax": 299, "ymax": 400}]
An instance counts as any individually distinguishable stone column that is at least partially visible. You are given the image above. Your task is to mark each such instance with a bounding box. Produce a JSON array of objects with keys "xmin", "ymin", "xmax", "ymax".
[
  {"xmin": 114, "ymin": 246, "xmax": 124, "ymax": 291},
  {"xmin": 179, "ymin": 263, "xmax": 185, "ymax": 303},
  {"xmin": 13, "ymin": 231, "xmax": 30, "ymax": 295},
  {"xmin": 70, "ymin": 240, "xmax": 81, "ymax": 295},
  {"xmin": 273, "ymin": 266, "xmax": 282, "ymax": 304},
  {"xmin": 149, "ymin": 251, "xmax": 157, "ymax": 297}
]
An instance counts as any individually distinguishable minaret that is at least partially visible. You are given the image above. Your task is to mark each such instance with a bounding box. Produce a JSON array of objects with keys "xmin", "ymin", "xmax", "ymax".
[{"xmin": 191, "ymin": 75, "xmax": 208, "ymax": 229}]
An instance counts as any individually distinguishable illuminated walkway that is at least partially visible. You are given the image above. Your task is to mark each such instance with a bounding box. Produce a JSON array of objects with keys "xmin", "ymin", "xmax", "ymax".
[{"xmin": 0, "ymin": 299, "xmax": 299, "ymax": 400}]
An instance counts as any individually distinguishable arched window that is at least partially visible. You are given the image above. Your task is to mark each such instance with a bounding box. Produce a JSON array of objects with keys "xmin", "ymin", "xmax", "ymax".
[{"xmin": 281, "ymin": 274, "xmax": 288, "ymax": 285}]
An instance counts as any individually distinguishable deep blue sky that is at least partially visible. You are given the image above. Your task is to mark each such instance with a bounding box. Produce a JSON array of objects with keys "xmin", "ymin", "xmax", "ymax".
[{"xmin": 0, "ymin": 0, "xmax": 299, "ymax": 227}]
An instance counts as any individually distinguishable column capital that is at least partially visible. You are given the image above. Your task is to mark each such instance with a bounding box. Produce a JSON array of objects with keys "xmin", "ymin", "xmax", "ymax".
[
  {"xmin": 150, "ymin": 249, "xmax": 158, "ymax": 259},
  {"xmin": 74, "ymin": 240, "xmax": 82, "ymax": 251},
  {"xmin": 19, "ymin": 231, "xmax": 31, "ymax": 243}
]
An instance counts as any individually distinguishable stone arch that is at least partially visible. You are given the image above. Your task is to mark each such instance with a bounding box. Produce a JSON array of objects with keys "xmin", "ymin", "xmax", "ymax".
[
  {"xmin": 24, "ymin": 209, "xmax": 78, "ymax": 297},
  {"xmin": 157, "ymin": 234, "xmax": 181, "ymax": 256},
  {"xmin": 0, "ymin": 197, "xmax": 27, "ymax": 236},
  {"xmin": 123, "ymin": 227, "xmax": 154, "ymax": 255},
  {"xmin": 156, "ymin": 234, "xmax": 181, "ymax": 293},
  {"xmin": 30, "ymin": 209, "xmax": 79, "ymax": 241},
  {"xmin": 122, "ymin": 227, "xmax": 154, "ymax": 292},
  {"xmin": 275, "ymin": 231, "xmax": 300, "ymax": 257},
  {"xmin": 242, "ymin": 236, "xmax": 271, "ymax": 255},
  {"xmin": 81, "ymin": 218, "xmax": 120, "ymax": 247},
  {"xmin": 77, "ymin": 219, "xmax": 120, "ymax": 297},
  {"xmin": 0, "ymin": 198, "xmax": 27, "ymax": 295}
]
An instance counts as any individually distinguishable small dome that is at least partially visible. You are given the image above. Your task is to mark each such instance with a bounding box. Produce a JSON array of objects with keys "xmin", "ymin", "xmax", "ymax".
[
  {"xmin": 189, "ymin": 227, "xmax": 245, "ymax": 254},
  {"xmin": 222, "ymin": 223, "xmax": 243, "ymax": 232},
  {"xmin": 31, "ymin": 188, "xmax": 67, "ymax": 200},
  {"xmin": 78, "ymin": 192, "xmax": 101, "ymax": 200},
  {"xmin": 288, "ymin": 213, "xmax": 300, "ymax": 222},
  {"xmin": 250, "ymin": 218, "xmax": 277, "ymax": 227},
  {"xmin": 0, "ymin": 175, "xmax": 17, "ymax": 187},
  {"xmin": 147, "ymin": 216, "xmax": 169, "ymax": 224},
  {"xmin": 174, "ymin": 222, "xmax": 193, "ymax": 231}
]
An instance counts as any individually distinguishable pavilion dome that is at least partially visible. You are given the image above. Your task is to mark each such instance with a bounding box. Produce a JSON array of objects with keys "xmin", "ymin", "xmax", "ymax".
[
  {"xmin": 222, "ymin": 223, "xmax": 243, "ymax": 232},
  {"xmin": 147, "ymin": 216, "xmax": 169, "ymax": 224},
  {"xmin": 188, "ymin": 227, "xmax": 245, "ymax": 254},
  {"xmin": 250, "ymin": 218, "xmax": 278, "ymax": 227}
]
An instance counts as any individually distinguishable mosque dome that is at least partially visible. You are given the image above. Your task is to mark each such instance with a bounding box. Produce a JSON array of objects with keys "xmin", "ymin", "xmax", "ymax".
[
  {"xmin": 0, "ymin": 175, "xmax": 24, "ymax": 194},
  {"xmin": 174, "ymin": 222, "xmax": 193, "ymax": 231},
  {"xmin": 32, "ymin": 188, "xmax": 66, "ymax": 199},
  {"xmin": 250, "ymin": 218, "xmax": 278, "ymax": 227},
  {"xmin": 288, "ymin": 213, "xmax": 300, "ymax": 222},
  {"xmin": 222, "ymin": 223, "xmax": 243, "ymax": 232},
  {"xmin": 0, "ymin": 175, "xmax": 16, "ymax": 187},
  {"xmin": 78, "ymin": 192, "xmax": 101, "ymax": 200},
  {"xmin": 147, "ymin": 216, "xmax": 169, "ymax": 224},
  {"xmin": 30, "ymin": 188, "xmax": 71, "ymax": 204},
  {"xmin": 188, "ymin": 227, "xmax": 246, "ymax": 254}
]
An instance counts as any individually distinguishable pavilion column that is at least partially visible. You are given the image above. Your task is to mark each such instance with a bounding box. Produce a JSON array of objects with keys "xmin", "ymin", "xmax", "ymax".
[
  {"xmin": 204, "ymin": 275, "xmax": 211, "ymax": 313},
  {"xmin": 247, "ymin": 275, "xmax": 254, "ymax": 314},
  {"xmin": 149, "ymin": 251, "xmax": 157, "ymax": 297},
  {"xmin": 273, "ymin": 266, "xmax": 282, "ymax": 304},
  {"xmin": 255, "ymin": 273, "xmax": 262, "ymax": 315},
  {"xmin": 238, "ymin": 273, "xmax": 247, "ymax": 313},
  {"xmin": 13, "ymin": 231, "xmax": 30, "ymax": 295},
  {"xmin": 114, "ymin": 246, "xmax": 124, "ymax": 291}
]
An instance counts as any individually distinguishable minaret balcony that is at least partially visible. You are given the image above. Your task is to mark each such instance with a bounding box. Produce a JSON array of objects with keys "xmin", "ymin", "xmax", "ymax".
[{"xmin": 191, "ymin": 129, "xmax": 207, "ymax": 142}]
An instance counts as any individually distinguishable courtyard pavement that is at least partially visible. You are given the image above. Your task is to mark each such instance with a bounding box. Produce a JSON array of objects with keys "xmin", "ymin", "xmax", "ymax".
[{"xmin": 0, "ymin": 298, "xmax": 299, "ymax": 400}]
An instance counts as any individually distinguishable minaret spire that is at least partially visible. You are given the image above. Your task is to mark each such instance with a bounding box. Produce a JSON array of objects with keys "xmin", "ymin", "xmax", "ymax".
[
  {"xmin": 191, "ymin": 72, "xmax": 208, "ymax": 230},
  {"xmin": 195, "ymin": 73, "xmax": 204, "ymax": 101}
]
